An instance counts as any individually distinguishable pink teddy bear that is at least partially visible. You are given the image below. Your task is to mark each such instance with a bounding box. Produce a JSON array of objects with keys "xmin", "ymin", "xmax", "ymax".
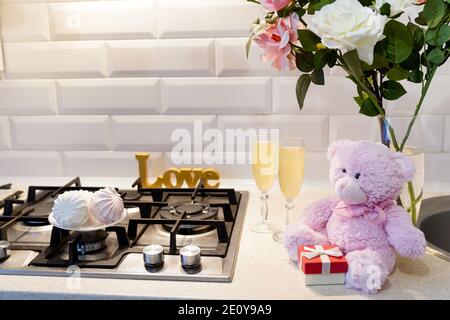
[{"xmin": 283, "ymin": 140, "xmax": 426, "ymax": 294}]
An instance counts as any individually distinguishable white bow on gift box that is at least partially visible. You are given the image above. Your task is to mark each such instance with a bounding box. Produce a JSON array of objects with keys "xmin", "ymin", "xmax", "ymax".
[{"xmin": 301, "ymin": 245, "xmax": 343, "ymax": 274}]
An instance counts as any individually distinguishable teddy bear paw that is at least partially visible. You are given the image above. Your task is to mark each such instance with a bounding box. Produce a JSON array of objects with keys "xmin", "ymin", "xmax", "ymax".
[
  {"xmin": 282, "ymin": 224, "xmax": 327, "ymax": 261},
  {"xmin": 345, "ymin": 259, "xmax": 386, "ymax": 295},
  {"xmin": 397, "ymin": 233, "xmax": 427, "ymax": 260}
]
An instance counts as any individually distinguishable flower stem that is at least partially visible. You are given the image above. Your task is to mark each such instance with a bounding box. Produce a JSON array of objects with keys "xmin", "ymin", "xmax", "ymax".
[{"xmin": 407, "ymin": 181, "xmax": 417, "ymax": 225}]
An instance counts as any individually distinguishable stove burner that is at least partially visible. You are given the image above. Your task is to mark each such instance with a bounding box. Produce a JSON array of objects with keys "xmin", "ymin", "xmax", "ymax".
[
  {"xmin": 75, "ymin": 230, "xmax": 109, "ymax": 255},
  {"xmin": 20, "ymin": 203, "xmax": 52, "ymax": 227},
  {"xmin": 61, "ymin": 237, "xmax": 118, "ymax": 262},
  {"xmin": 159, "ymin": 202, "xmax": 219, "ymax": 235}
]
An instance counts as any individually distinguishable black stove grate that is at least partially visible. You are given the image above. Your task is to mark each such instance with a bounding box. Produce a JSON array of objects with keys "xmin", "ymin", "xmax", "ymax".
[{"xmin": 0, "ymin": 177, "xmax": 243, "ymax": 269}]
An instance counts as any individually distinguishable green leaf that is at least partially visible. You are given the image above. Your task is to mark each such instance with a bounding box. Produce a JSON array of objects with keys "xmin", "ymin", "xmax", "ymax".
[
  {"xmin": 426, "ymin": 25, "xmax": 450, "ymax": 46},
  {"xmin": 353, "ymin": 96, "xmax": 363, "ymax": 107},
  {"xmin": 314, "ymin": 50, "xmax": 328, "ymax": 70},
  {"xmin": 307, "ymin": 0, "xmax": 320, "ymax": 14},
  {"xmin": 277, "ymin": 3, "xmax": 295, "ymax": 18},
  {"xmin": 296, "ymin": 74, "xmax": 311, "ymax": 110},
  {"xmin": 415, "ymin": 11, "xmax": 428, "ymax": 26},
  {"xmin": 425, "ymin": 29, "xmax": 437, "ymax": 45},
  {"xmin": 407, "ymin": 22, "xmax": 425, "ymax": 51},
  {"xmin": 436, "ymin": 25, "xmax": 450, "ymax": 45},
  {"xmin": 427, "ymin": 48, "xmax": 445, "ymax": 64},
  {"xmin": 422, "ymin": 0, "xmax": 446, "ymax": 28},
  {"xmin": 298, "ymin": 30, "xmax": 321, "ymax": 52},
  {"xmin": 386, "ymin": 66, "xmax": 410, "ymax": 81},
  {"xmin": 400, "ymin": 51, "xmax": 421, "ymax": 70},
  {"xmin": 381, "ymin": 80, "xmax": 407, "ymax": 100},
  {"xmin": 383, "ymin": 20, "xmax": 413, "ymax": 64},
  {"xmin": 342, "ymin": 50, "xmax": 364, "ymax": 81},
  {"xmin": 296, "ymin": 51, "xmax": 315, "ymax": 72},
  {"xmin": 311, "ymin": 69, "xmax": 325, "ymax": 85},
  {"xmin": 326, "ymin": 50, "xmax": 338, "ymax": 68},
  {"xmin": 380, "ymin": 3, "xmax": 391, "ymax": 16},
  {"xmin": 293, "ymin": 7, "xmax": 306, "ymax": 17},
  {"xmin": 408, "ymin": 69, "xmax": 423, "ymax": 83},
  {"xmin": 313, "ymin": 0, "xmax": 334, "ymax": 11},
  {"xmin": 357, "ymin": 0, "xmax": 373, "ymax": 5},
  {"xmin": 361, "ymin": 53, "xmax": 389, "ymax": 71},
  {"xmin": 359, "ymin": 97, "xmax": 380, "ymax": 117}
]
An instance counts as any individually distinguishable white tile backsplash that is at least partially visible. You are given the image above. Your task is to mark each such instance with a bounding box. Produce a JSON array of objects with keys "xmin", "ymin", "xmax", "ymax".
[
  {"xmin": 157, "ymin": 0, "xmax": 261, "ymax": 39},
  {"xmin": 0, "ymin": 117, "xmax": 12, "ymax": 150},
  {"xmin": 387, "ymin": 76, "xmax": 450, "ymax": 114},
  {"xmin": 0, "ymin": 0, "xmax": 448, "ymax": 182},
  {"xmin": 0, "ymin": 4, "xmax": 50, "ymax": 41},
  {"xmin": 329, "ymin": 115, "xmax": 381, "ymax": 143},
  {"xmin": 445, "ymin": 116, "xmax": 450, "ymax": 152},
  {"xmin": 161, "ymin": 77, "xmax": 271, "ymax": 114},
  {"xmin": 217, "ymin": 115, "xmax": 329, "ymax": 152},
  {"xmin": 215, "ymin": 38, "xmax": 296, "ymax": 77},
  {"xmin": 56, "ymin": 78, "xmax": 160, "ymax": 115},
  {"xmin": 106, "ymin": 39, "xmax": 215, "ymax": 77},
  {"xmin": 3, "ymin": 41, "xmax": 107, "ymax": 79},
  {"xmin": 11, "ymin": 116, "xmax": 111, "ymax": 150},
  {"xmin": 48, "ymin": 1, "xmax": 157, "ymax": 41},
  {"xmin": 0, "ymin": 151, "xmax": 63, "ymax": 176},
  {"xmin": 0, "ymin": 80, "xmax": 56, "ymax": 115},
  {"xmin": 62, "ymin": 151, "xmax": 164, "ymax": 177},
  {"xmin": 273, "ymin": 77, "xmax": 359, "ymax": 114},
  {"xmin": 111, "ymin": 115, "xmax": 216, "ymax": 151}
]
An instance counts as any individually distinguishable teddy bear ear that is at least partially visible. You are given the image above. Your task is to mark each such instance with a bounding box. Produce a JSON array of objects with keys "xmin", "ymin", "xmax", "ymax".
[
  {"xmin": 392, "ymin": 152, "xmax": 416, "ymax": 181},
  {"xmin": 327, "ymin": 140, "xmax": 353, "ymax": 160}
]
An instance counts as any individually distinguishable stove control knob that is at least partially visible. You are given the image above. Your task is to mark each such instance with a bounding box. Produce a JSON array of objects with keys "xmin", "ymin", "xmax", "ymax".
[
  {"xmin": 143, "ymin": 244, "xmax": 164, "ymax": 267},
  {"xmin": 180, "ymin": 245, "xmax": 201, "ymax": 269},
  {"xmin": 0, "ymin": 241, "xmax": 10, "ymax": 262}
]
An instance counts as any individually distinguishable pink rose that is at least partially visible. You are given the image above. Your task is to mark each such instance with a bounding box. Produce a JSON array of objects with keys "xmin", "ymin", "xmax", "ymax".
[
  {"xmin": 260, "ymin": 0, "xmax": 292, "ymax": 11},
  {"xmin": 415, "ymin": 0, "xmax": 426, "ymax": 4},
  {"xmin": 254, "ymin": 14, "xmax": 300, "ymax": 70}
]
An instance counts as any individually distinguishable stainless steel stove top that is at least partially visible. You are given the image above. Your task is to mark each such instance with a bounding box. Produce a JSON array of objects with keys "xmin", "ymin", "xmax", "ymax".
[{"xmin": 0, "ymin": 178, "xmax": 249, "ymax": 282}]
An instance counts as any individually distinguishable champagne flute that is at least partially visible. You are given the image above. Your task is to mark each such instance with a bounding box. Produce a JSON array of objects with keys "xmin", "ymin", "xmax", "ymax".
[
  {"xmin": 273, "ymin": 137, "xmax": 305, "ymax": 243},
  {"xmin": 250, "ymin": 140, "xmax": 278, "ymax": 233}
]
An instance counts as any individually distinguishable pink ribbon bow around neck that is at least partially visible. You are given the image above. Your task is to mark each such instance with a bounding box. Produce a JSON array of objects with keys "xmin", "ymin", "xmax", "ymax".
[{"xmin": 334, "ymin": 199, "xmax": 394, "ymax": 224}]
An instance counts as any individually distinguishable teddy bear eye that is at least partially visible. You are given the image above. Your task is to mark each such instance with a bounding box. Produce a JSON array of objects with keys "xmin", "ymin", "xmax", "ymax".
[
  {"xmin": 355, "ymin": 173, "xmax": 361, "ymax": 179},
  {"xmin": 342, "ymin": 169, "xmax": 347, "ymax": 173}
]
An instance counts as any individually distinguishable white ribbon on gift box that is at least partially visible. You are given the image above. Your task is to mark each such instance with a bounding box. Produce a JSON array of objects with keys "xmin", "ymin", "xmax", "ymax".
[{"xmin": 301, "ymin": 245, "xmax": 343, "ymax": 274}]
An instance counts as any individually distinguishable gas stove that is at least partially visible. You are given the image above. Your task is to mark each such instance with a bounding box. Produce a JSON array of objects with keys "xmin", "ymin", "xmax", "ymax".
[{"xmin": 0, "ymin": 177, "xmax": 249, "ymax": 282}]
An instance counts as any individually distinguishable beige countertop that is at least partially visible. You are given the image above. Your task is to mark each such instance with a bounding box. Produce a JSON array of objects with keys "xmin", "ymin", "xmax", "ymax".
[{"xmin": 0, "ymin": 177, "xmax": 450, "ymax": 300}]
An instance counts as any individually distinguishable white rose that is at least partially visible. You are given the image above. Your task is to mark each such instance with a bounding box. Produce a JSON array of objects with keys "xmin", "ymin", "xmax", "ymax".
[
  {"xmin": 309, "ymin": 0, "xmax": 387, "ymax": 65},
  {"xmin": 375, "ymin": 0, "xmax": 422, "ymax": 20}
]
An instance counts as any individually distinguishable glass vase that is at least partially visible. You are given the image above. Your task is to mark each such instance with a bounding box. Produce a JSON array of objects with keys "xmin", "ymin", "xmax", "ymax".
[{"xmin": 377, "ymin": 115, "xmax": 425, "ymax": 225}]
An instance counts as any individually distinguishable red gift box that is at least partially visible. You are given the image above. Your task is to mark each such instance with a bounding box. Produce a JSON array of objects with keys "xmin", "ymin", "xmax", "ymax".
[
  {"xmin": 298, "ymin": 245, "xmax": 348, "ymax": 285},
  {"xmin": 299, "ymin": 245, "xmax": 348, "ymax": 274}
]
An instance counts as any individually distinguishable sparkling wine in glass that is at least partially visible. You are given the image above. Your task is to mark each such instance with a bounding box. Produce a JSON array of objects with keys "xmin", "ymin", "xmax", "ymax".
[
  {"xmin": 273, "ymin": 137, "xmax": 305, "ymax": 243},
  {"xmin": 250, "ymin": 140, "xmax": 278, "ymax": 233}
]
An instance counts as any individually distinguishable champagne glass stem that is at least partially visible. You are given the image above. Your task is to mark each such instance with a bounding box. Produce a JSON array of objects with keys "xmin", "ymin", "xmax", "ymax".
[
  {"xmin": 261, "ymin": 191, "xmax": 269, "ymax": 225},
  {"xmin": 273, "ymin": 199, "xmax": 295, "ymax": 243},
  {"xmin": 285, "ymin": 199, "xmax": 294, "ymax": 226},
  {"xmin": 250, "ymin": 191, "xmax": 271, "ymax": 233}
]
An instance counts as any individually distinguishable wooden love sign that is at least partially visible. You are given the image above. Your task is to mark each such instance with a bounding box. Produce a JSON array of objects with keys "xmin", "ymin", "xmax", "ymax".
[{"xmin": 135, "ymin": 153, "xmax": 220, "ymax": 189}]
